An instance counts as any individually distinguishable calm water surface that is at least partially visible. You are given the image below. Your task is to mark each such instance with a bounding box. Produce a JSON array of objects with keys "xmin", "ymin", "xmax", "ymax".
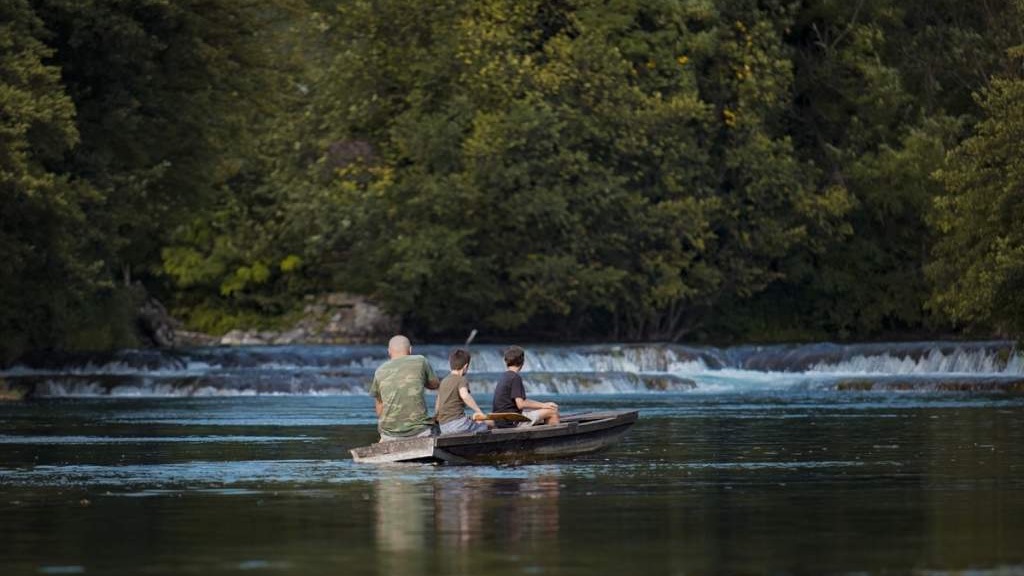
[{"xmin": 2, "ymin": 392, "xmax": 1024, "ymax": 575}]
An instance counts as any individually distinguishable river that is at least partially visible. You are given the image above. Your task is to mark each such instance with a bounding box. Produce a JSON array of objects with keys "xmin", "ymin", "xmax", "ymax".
[{"xmin": 1, "ymin": 341, "xmax": 1023, "ymax": 575}]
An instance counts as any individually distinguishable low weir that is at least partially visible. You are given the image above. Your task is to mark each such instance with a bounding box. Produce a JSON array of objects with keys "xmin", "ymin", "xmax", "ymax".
[{"xmin": 2, "ymin": 341, "xmax": 1022, "ymax": 397}]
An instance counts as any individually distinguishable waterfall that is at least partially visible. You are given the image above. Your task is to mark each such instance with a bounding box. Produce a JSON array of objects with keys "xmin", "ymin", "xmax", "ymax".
[{"xmin": 2, "ymin": 341, "xmax": 1020, "ymax": 397}]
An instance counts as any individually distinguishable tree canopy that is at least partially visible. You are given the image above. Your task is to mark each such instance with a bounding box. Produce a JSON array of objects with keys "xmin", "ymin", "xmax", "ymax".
[
  {"xmin": 930, "ymin": 51, "xmax": 1024, "ymax": 335},
  {"xmin": 2, "ymin": 0, "xmax": 1023, "ymax": 360}
]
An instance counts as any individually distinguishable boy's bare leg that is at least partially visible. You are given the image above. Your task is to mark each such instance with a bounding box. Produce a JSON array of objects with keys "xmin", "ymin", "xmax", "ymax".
[{"xmin": 532, "ymin": 407, "xmax": 559, "ymax": 425}]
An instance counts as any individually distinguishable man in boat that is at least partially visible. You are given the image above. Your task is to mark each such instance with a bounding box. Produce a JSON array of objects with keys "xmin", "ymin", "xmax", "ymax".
[
  {"xmin": 492, "ymin": 345, "xmax": 559, "ymax": 427},
  {"xmin": 370, "ymin": 335, "xmax": 440, "ymax": 442}
]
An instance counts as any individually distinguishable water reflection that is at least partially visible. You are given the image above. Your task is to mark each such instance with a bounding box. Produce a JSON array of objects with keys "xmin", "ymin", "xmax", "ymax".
[
  {"xmin": 375, "ymin": 479, "xmax": 431, "ymax": 576},
  {"xmin": 433, "ymin": 477, "xmax": 485, "ymax": 548},
  {"xmin": 4, "ymin": 396, "xmax": 1024, "ymax": 575},
  {"xmin": 375, "ymin": 472, "xmax": 562, "ymax": 574}
]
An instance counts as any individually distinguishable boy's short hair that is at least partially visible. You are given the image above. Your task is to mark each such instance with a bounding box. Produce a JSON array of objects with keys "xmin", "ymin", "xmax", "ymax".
[
  {"xmin": 503, "ymin": 345, "xmax": 525, "ymax": 368},
  {"xmin": 449, "ymin": 348, "xmax": 471, "ymax": 370}
]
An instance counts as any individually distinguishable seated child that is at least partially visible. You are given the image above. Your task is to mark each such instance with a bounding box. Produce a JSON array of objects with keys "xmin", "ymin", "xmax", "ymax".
[
  {"xmin": 435, "ymin": 348, "xmax": 491, "ymax": 434},
  {"xmin": 491, "ymin": 345, "xmax": 559, "ymax": 427}
]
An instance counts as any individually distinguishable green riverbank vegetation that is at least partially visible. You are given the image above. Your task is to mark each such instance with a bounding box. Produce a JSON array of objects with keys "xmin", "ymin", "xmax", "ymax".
[{"xmin": 2, "ymin": 0, "xmax": 1023, "ymax": 361}]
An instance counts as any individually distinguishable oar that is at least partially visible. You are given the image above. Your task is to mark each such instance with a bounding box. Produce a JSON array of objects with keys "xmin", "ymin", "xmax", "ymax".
[{"xmin": 474, "ymin": 412, "xmax": 530, "ymax": 423}]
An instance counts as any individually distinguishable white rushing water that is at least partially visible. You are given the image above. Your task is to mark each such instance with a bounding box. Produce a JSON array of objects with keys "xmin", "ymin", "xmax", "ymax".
[
  {"xmin": 1, "ymin": 341, "xmax": 1021, "ymax": 397},
  {"xmin": 807, "ymin": 348, "xmax": 1024, "ymax": 375}
]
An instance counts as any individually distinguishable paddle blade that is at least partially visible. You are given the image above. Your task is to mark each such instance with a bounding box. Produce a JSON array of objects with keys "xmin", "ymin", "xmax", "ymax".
[{"xmin": 475, "ymin": 412, "xmax": 530, "ymax": 423}]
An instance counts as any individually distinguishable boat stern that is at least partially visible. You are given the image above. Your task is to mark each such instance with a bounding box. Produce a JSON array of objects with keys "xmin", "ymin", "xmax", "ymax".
[{"xmin": 350, "ymin": 437, "xmax": 438, "ymax": 464}]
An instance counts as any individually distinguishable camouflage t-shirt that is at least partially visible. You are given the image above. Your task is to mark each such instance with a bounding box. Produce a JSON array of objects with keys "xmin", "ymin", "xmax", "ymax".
[{"xmin": 369, "ymin": 355, "xmax": 437, "ymax": 437}]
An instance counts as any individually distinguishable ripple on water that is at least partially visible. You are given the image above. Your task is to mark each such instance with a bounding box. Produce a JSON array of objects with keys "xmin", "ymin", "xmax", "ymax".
[
  {"xmin": 38, "ymin": 566, "xmax": 85, "ymax": 575},
  {"xmin": 0, "ymin": 458, "xmax": 620, "ymax": 490},
  {"xmin": 0, "ymin": 435, "xmax": 323, "ymax": 445},
  {"xmin": 0, "ymin": 454, "xmax": 911, "ymax": 491},
  {"xmin": 104, "ymin": 418, "xmax": 368, "ymax": 426},
  {"xmin": 0, "ymin": 459, "xmax": 357, "ymax": 487}
]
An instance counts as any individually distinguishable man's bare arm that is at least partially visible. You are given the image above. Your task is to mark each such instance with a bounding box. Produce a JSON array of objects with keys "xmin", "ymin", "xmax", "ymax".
[
  {"xmin": 424, "ymin": 377, "xmax": 440, "ymax": 391},
  {"xmin": 374, "ymin": 397, "xmax": 383, "ymax": 417}
]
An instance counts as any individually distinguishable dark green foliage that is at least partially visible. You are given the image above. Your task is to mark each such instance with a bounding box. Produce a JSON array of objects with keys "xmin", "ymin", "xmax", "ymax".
[
  {"xmin": 724, "ymin": 0, "xmax": 1023, "ymax": 340},
  {"xmin": 32, "ymin": 0, "xmax": 293, "ymax": 280},
  {"xmin": 3, "ymin": 0, "xmax": 1024, "ymax": 354},
  {"xmin": 925, "ymin": 1, "xmax": 1024, "ymax": 336},
  {"xmin": 930, "ymin": 69, "xmax": 1024, "ymax": 335},
  {"xmin": 0, "ymin": 0, "xmax": 117, "ymax": 362},
  {"xmin": 0, "ymin": 0, "xmax": 297, "ymax": 360},
  {"xmin": 276, "ymin": 0, "xmax": 851, "ymax": 340}
]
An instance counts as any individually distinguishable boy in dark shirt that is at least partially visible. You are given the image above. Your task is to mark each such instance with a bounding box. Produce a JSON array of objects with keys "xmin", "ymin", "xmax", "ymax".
[
  {"xmin": 434, "ymin": 348, "xmax": 491, "ymax": 434},
  {"xmin": 491, "ymin": 345, "xmax": 559, "ymax": 428}
]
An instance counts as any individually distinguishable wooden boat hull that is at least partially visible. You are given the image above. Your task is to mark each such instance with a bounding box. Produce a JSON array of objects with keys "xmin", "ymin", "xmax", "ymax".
[{"xmin": 350, "ymin": 410, "xmax": 638, "ymax": 464}]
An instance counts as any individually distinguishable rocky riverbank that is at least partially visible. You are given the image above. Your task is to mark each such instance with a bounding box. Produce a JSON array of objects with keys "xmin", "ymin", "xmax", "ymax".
[{"xmin": 173, "ymin": 293, "xmax": 399, "ymax": 347}]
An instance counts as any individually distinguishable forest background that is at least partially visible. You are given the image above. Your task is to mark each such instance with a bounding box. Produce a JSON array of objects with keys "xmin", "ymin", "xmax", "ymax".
[{"xmin": 3, "ymin": 0, "xmax": 1024, "ymax": 363}]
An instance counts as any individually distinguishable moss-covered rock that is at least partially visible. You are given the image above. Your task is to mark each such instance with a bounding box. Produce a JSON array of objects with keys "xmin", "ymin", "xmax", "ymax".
[{"xmin": 0, "ymin": 379, "xmax": 29, "ymax": 401}]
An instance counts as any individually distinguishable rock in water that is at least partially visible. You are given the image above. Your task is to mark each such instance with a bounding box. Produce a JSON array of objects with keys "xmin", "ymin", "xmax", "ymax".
[
  {"xmin": 0, "ymin": 379, "xmax": 29, "ymax": 401},
  {"xmin": 272, "ymin": 329, "xmax": 306, "ymax": 345},
  {"xmin": 173, "ymin": 330, "xmax": 218, "ymax": 347},
  {"xmin": 137, "ymin": 297, "xmax": 180, "ymax": 348},
  {"xmin": 218, "ymin": 329, "xmax": 268, "ymax": 346}
]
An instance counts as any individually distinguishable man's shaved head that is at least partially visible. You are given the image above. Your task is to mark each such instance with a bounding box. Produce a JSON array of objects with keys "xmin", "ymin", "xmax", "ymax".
[{"xmin": 387, "ymin": 335, "xmax": 412, "ymax": 358}]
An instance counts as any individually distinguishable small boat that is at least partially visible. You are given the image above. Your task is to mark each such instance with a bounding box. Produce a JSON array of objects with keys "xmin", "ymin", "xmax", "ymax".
[{"xmin": 350, "ymin": 410, "xmax": 639, "ymax": 464}]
